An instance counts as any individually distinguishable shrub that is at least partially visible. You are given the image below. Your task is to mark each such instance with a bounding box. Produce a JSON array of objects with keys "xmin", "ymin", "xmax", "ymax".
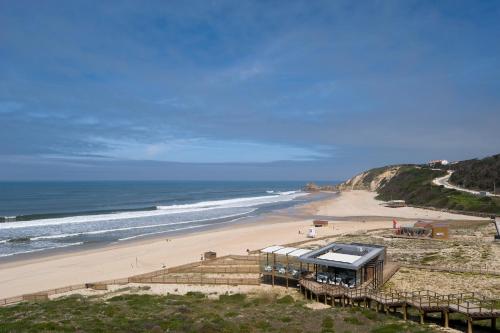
[
  {"xmin": 218, "ymin": 293, "xmax": 246, "ymax": 304},
  {"xmin": 277, "ymin": 295, "xmax": 294, "ymax": 304},
  {"xmin": 186, "ymin": 291, "xmax": 205, "ymax": 299},
  {"xmin": 371, "ymin": 323, "xmax": 408, "ymax": 333},
  {"xmin": 343, "ymin": 316, "xmax": 362, "ymax": 325},
  {"xmin": 361, "ymin": 309, "xmax": 378, "ymax": 321},
  {"xmin": 322, "ymin": 315, "xmax": 334, "ymax": 329}
]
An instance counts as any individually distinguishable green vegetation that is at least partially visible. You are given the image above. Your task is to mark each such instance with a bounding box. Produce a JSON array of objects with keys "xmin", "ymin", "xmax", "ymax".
[
  {"xmin": 376, "ymin": 166, "xmax": 500, "ymax": 214},
  {"xmin": 371, "ymin": 323, "xmax": 434, "ymax": 333},
  {"xmin": 449, "ymin": 154, "xmax": 500, "ymax": 193},
  {"xmin": 420, "ymin": 254, "xmax": 444, "ymax": 264},
  {"xmin": 0, "ymin": 293, "xmax": 438, "ymax": 333}
]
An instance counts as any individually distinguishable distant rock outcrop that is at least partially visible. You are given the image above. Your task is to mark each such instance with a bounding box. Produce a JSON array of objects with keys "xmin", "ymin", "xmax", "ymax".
[{"xmin": 303, "ymin": 182, "xmax": 338, "ymax": 192}]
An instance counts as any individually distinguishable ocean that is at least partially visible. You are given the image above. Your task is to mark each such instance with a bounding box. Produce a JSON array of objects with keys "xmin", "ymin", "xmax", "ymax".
[{"xmin": 0, "ymin": 181, "xmax": 334, "ymax": 258}]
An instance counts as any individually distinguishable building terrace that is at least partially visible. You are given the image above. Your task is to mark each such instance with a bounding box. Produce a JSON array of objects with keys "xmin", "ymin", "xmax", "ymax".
[{"xmin": 260, "ymin": 242, "xmax": 386, "ymax": 289}]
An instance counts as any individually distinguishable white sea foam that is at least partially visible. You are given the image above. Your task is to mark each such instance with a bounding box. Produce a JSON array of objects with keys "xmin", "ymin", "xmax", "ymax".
[
  {"xmin": 277, "ymin": 191, "xmax": 298, "ymax": 195},
  {"xmin": 0, "ymin": 191, "xmax": 306, "ymax": 229},
  {"xmin": 156, "ymin": 192, "xmax": 305, "ymax": 211},
  {"xmin": 0, "ymin": 242, "xmax": 84, "ymax": 258},
  {"xmin": 29, "ymin": 210, "xmax": 256, "ymax": 241},
  {"xmin": 117, "ymin": 216, "xmax": 247, "ymax": 242}
]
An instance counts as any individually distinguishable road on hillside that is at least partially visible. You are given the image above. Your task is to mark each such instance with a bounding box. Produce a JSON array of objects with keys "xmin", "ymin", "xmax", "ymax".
[{"xmin": 432, "ymin": 171, "xmax": 499, "ymax": 197}]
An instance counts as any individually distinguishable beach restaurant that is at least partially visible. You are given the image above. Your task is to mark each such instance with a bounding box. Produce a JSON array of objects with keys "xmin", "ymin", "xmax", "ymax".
[{"xmin": 260, "ymin": 242, "xmax": 385, "ymax": 288}]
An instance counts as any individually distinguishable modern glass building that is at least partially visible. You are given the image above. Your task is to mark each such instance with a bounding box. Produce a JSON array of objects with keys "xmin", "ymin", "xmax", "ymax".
[
  {"xmin": 298, "ymin": 243, "xmax": 386, "ymax": 288},
  {"xmin": 260, "ymin": 242, "xmax": 386, "ymax": 288}
]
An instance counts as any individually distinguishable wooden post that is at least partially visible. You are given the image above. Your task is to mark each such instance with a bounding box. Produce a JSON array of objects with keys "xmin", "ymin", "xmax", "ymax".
[
  {"xmin": 492, "ymin": 318, "xmax": 496, "ymax": 330},
  {"xmin": 324, "ymin": 295, "xmax": 327, "ymax": 305},
  {"xmin": 419, "ymin": 312, "xmax": 424, "ymax": 324},
  {"xmin": 467, "ymin": 318, "xmax": 473, "ymax": 333},
  {"xmin": 272, "ymin": 253, "xmax": 276, "ymax": 287},
  {"xmin": 443, "ymin": 311, "xmax": 449, "ymax": 328},
  {"xmin": 403, "ymin": 304, "xmax": 407, "ymax": 321},
  {"xmin": 286, "ymin": 255, "xmax": 289, "ymax": 289}
]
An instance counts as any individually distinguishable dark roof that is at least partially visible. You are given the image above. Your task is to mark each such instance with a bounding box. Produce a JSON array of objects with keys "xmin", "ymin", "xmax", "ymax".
[{"xmin": 298, "ymin": 242, "xmax": 385, "ymax": 270}]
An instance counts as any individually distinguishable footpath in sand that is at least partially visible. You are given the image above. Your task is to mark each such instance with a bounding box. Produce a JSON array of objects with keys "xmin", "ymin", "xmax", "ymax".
[{"xmin": 0, "ymin": 190, "xmax": 485, "ymax": 299}]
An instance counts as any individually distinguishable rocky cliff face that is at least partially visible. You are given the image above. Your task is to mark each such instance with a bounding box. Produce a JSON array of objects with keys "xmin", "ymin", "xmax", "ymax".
[{"xmin": 339, "ymin": 166, "xmax": 401, "ymax": 191}]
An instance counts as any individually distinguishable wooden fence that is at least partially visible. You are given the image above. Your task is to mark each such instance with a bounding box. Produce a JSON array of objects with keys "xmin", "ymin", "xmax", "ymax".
[
  {"xmin": 129, "ymin": 275, "xmax": 259, "ymax": 285},
  {"xmin": 400, "ymin": 264, "xmax": 500, "ymax": 276},
  {"xmin": 0, "ymin": 283, "xmax": 87, "ymax": 306},
  {"xmin": 175, "ymin": 266, "xmax": 260, "ymax": 274},
  {"xmin": 0, "ymin": 254, "xmax": 261, "ymax": 307}
]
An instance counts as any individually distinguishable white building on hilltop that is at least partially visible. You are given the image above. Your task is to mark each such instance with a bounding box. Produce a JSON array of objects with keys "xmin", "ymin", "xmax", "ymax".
[{"xmin": 428, "ymin": 159, "xmax": 449, "ymax": 166}]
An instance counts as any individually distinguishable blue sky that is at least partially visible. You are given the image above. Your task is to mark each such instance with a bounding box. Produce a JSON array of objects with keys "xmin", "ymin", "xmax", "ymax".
[{"xmin": 1, "ymin": 0, "xmax": 499, "ymax": 180}]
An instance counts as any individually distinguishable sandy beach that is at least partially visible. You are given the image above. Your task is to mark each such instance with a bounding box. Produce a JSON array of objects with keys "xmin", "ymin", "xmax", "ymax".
[
  {"xmin": 316, "ymin": 190, "xmax": 486, "ymax": 220},
  {"xmin": 0, "ymin": 190, "xmax": 486, "ymax": 299}
]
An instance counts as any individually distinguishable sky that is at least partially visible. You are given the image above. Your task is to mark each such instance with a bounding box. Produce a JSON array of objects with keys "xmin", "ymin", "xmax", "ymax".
[{"xmin": 1, "ymin": 0, "xmax": 499, "ymax": 181}]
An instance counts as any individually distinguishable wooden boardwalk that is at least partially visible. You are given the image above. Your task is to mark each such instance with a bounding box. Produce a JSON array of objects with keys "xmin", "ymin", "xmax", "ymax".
[{"xmin": 299, "ymin": 278, "xmax": 500, "ymax": 333}]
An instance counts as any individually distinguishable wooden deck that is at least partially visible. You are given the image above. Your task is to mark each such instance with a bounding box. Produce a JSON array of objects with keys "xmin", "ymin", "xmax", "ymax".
[{"xmin": 298, "ymin": 278, "xmax": 500, "ymax": 333}]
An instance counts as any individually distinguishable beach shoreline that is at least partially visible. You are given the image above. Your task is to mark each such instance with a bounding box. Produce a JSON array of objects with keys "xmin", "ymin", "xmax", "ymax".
[
  {"xmin": 0, "ymin": 190, "xmax": 487, "ymax": 299},
  {"xmin": 0, "ymin": 192, "xmax": 333, "ymax": 264}
]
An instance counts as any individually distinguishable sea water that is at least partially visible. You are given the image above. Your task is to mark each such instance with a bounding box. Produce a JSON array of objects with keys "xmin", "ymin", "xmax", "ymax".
[{"xmin": 0, "ymin": 181, "xmax": 334, "ymax": 258}]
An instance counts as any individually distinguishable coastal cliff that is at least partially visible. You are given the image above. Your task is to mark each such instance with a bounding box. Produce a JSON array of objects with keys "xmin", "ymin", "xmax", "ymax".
[
  {"xmin": 303, "ymin": 165, "xmax": 402, "ymax": 192},
  {"xmin": 338, "ymin": 165, "xmax": 401, "ymax": 191},
  {"xmin": 335, "ymin": 154, "xmax": 500, "ymax": 215}
]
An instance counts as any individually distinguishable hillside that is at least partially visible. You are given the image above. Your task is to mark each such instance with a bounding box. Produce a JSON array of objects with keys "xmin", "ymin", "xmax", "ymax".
[
  {"xmin": 449, "ymin": 154, "xmax": 500, "ymax": 193},
  {"xmin": 376, "ymin": 167, "xmax": 500, "ymax": 214},
  {"xmin": 0, "ymin": 292, "xmax": 437, "ymax": 333},
  {"xmin": 339, "ymin": 154, "xmax": 500, "ymax": 215}
]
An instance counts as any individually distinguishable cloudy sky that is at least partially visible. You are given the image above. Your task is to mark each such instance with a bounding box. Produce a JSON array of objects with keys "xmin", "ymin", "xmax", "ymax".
[{"xmin": 1, "ymin": 0, "xmax": 499, "ymax": 180}]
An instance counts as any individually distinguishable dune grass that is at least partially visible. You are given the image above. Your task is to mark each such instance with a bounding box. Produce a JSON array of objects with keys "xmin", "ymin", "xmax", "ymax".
[{"xmin": 0, "ymin": 292, "xmax": 439, "ymax": 333}]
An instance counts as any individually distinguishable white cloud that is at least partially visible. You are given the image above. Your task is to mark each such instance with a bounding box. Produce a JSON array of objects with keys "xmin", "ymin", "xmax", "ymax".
[{"xmin": 88, "ymin": 136, "xmax": 328, "ymax": 163}]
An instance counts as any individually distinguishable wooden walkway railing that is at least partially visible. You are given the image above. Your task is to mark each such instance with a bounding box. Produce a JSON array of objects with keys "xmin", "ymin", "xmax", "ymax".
[
  {"xmin": 399, "ymin": 263, "xmax": 500, "ymax": 276},
  {"xmin": 298, "ymin": 278, "xmax": 500, "ymax": 333}
]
